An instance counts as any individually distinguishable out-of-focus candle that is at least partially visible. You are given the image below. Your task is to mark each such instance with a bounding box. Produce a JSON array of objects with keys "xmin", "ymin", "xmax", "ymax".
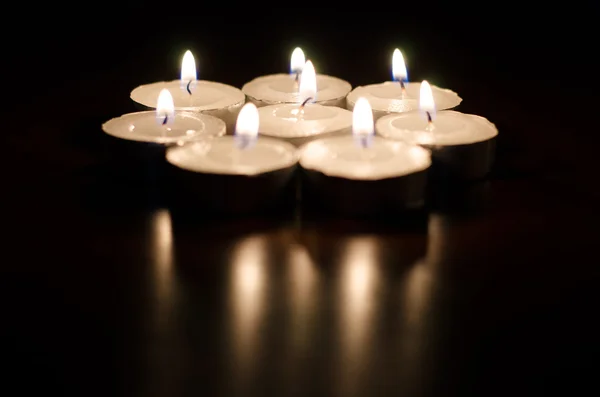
[
  {"xmin": 242, "ymin": 47, "xmax": 351, "ymax": 108},
  {"xmin": 346, "ymin": 49, "xmax": 462, "ymax": 121},
  {"xmin": 257, "ymin": 60, "xmax": 353, "ymax": 146},
  {"xmin": 130, "ymin": 50, "xmax": 245, "ymax": 133},
  {"xmin": 376, "ymin": 80, "xmax": 498, "ymax": 180}
]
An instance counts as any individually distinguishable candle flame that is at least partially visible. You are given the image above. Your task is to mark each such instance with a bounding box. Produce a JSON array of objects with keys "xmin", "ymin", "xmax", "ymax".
[
  {"xmin": 299, "ymin": 60, "xmax": 317, "ymax": 104},
  {"xmin": 290, "ymin": 47, "xmax": 305, "ymax": 74},
  {"xmin": 156, "ymin": 89, "xmax": 175, "ymax": 126},
  {"xmin": 392, "ymin": 48, "xmax": 408, "ymax": 82},
  {"xmin": 419, "ymin": 80, "xmax": 436, "ymax": 120},
  {"xmin": 235, "ymin": 103, "xmax": 260, "ymax": 149},
  {"xmin": 352, "ymin": 97, "xmax": 374, "ymax": 148},
  {"xmin": 181, "ymin": 50, "xmax": 197, "ymax": 93}
]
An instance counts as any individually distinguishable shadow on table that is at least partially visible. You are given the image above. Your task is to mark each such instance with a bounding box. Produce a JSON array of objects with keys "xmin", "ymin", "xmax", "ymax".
[{"xmin": 426, "ymin": 179, "xmax": 492, "ymax": 216}]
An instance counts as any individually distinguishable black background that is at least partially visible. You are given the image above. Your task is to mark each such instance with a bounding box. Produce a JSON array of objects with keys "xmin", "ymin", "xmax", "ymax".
[{"xmin": 2, "ymin": 5, "xmax": 599, "ymax": 397}]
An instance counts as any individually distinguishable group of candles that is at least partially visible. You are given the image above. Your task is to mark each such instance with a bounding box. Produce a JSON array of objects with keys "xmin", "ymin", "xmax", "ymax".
[{"xmin": 102, "ymin": 47, "xmax": 498, "ymax": 214}]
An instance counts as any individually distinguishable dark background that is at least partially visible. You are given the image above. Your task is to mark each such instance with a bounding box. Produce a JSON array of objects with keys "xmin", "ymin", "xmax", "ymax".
[{"xmin": 2, "ymin": 6, "xmax": 599, "ymax": 397}]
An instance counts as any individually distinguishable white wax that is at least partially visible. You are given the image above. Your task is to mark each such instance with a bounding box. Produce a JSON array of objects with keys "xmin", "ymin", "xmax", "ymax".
[
  {"xmin": 130, "ymin": 80, "xmax": 244, "ymax": 110},
  {"xmin": 257, "ymin": 103, "xmax": 352, "ymax": 144},
  {"xmin": 376, "ymin": 110, "xmax": 498, "ymax": 146},
  {"xmin": 347, "ymin": 81, "xmax": 462, "ymax": 114},
  {"xmin": 166, "ymin": 136, "xmax": 298, "ymax": 176},
  {"xmin": 299, "ymin": 136, "xmax": 431, "ymax": 180},
  {"xmin": 102, "ymin": 111, "xmax": 226, "ymax": 144},
  {"xmin": 242, "ymin": 74, "xmax": 352, "ymax": 106}
]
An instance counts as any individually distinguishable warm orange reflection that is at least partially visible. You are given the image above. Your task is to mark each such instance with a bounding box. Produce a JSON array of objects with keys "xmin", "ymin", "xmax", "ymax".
[
  {"xmin": 396, "ymin": 214, "xmax": 447, "ymax": 395},
  {"xmin": 146, "ymin": 209, "xmax": 186, "ymax": 396},
  {"xmin": 398, "ymin": 258, "xmax": 435, "ymax": 396},
  {"xmin": 335, "ymin": 236, "xmax": 381, "ymax": 397},
  {"xmin": 425, "ymin": 214, "xmax": 449, "ymax": 267},
  {"xmin": 229, "ymin": 235, "xmax": 268, "ymax": 369},
  {"xmin": 403, "ymin": 260, "xmax": 433, "ymax": 327},
  {"xmin": 288, "ymin": 242, "xmax": 318, "ymax": 348},
  {"xmin": 339, "ymin": 236, "xmax": 380, "ymax": 360},
  {"xmin": 150, "ymin": 209, "xmax": 175, "ymax": 322}
]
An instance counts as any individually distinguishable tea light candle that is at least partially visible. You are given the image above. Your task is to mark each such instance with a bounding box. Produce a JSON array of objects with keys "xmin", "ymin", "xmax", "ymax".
[
  {"xmin": 346, "ymin": 49, "xmax": 462, "ymax": 121},
  {"xmin": 166, "ymin": 103, "xmax": 299, "ymax": 214},
  {"xmin": 101, "ymin": 89, "xmax": 225, "ymax": 184},
  {"xmin": 103, "ymin": 88, "xmax": 226, "ymax": 144},
  {"xmin": 242, "ymin": 47, "xmax": 351, "ymax": 108},
  {"xmin": 257, "ymin": 60, "xmax": 353, "ymax": 146},
  {"xmin": 376, "ymin": 80, "xmax": 498, "ymax": 180},
  {"xmin": 299, "ymin": 97, "xmax": 431, "ymax": 216},
  {"xmin": 130, "ymin": 50, "xmax": 245, "ymax": 133}
]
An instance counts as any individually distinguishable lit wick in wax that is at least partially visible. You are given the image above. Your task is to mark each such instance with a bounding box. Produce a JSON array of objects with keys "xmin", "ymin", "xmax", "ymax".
[
  {"xmin": 234, "ymin": 103, "xmax": 259, "ymax": 151},
  {"xmin": 425, "ymin": 111, "xmax": 434, "ymax": 132},
  {"xmin": 419, "ymin": 80, "xmax": 436, "ymax": 133},
  {"xmin": 181, "ymin": 50, "xmax": 197, "ymax": 106},
  {"xmin": 299, "ymin": 96, "xmax": 313, "ymax": 110},
  {"xmin": 298, "ymin": 60, "xmax": 317, "ymax": 113},
  {"xmin": 392, "ymin": 48, "xmax": 408, "ymax": 98},
  {"xmin": 353, "ymin": 97, "xmax": 375, "ymax": 150},
  {"xmin": 291, "ymin": 47, "xmax": 305, "ymax": 87},
  {"xmin": 156, "ymin": 89, "xmax": 175, "ymax": 138}
]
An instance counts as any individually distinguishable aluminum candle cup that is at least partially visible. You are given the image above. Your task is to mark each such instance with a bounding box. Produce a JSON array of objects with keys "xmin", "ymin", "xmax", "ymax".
[
  {"xmin": 166, "ymin": 104, "xmax": 299, "ymax": 216},
  {"xmin": 376, "ymin": 81, "xmax": 498, "ymax": 181},
  {"xmin": 299, "ymin": 98, "xmax": 432, "ymax": 217},
  {"xmin": 346, "ymin": 49, "xmax": 461, "ymax": 121},
  {"xmin": 256, "ymin": 65, "xmax": 353, "ymax": 146},
  {"xmin": 130, "ymin": 50, "xmax": 245, "ymax": 133},
  {"xmin": 102, "ymin": 89, "xmax": 226, "ymax": 181},
  {"xmin": 242, "ymin": 49, "xmax": 351, "ymax": 108}
]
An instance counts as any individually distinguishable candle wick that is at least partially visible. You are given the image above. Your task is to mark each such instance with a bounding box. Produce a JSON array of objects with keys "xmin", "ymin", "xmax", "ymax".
[
  {"xmin": 294, "ymin": 72, "xmax": 300, "ymax": 83},
  {"xmin": 235, "ymin": 134, "xmax": 255, "ymax": 151},
  {"xmin": 300, "ymin": 97, "xmax": 312, "ymax": 110},
  {"xmin": 186, "ymin": 80, "xmax": 193, "ymax": 95},
  {"xmin": 356, "ymin": 134, "xmax": 372, "ymax": 151},
  {"xmin": 399, "ymin": 80, "xmax": 406, "ymax": 97},
  {"xmin": 425, "ymin": 111, "xmax": 435, "ymax": 132},
  {"xmin": 162, "ymin": 115, "xmax": 168, "ymax": 125}
]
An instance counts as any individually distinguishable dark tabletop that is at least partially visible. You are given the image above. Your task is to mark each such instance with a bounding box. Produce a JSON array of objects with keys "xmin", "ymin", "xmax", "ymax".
[{"xmin": 2, "ymin": 8, "xmax": 599, "ymax": 397}]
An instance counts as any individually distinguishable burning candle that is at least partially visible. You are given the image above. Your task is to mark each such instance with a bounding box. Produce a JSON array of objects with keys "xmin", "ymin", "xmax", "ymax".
[
  {"xmin": 346, "ymin": 49, "xmax": 462, "ymax": 121},
  {"xmin": 242, "ymin": 47, "xmax": 352, "ymax": 108},
  {"xmin": 166, "ymin": 103, "xmax": 299, "ymax": 214},
  {"xmin": 376, "ymin": 80, "xmax": 498, "ymax": 180},
  {"xmin": 102, "ymin": 88, "xmax": 226, "ymax": 144},
  {"xmin": 299, "ymin": 97, "xmax": 431, "ymax": 216},
  {"xmin": 101, "ymin": 89, "xmax": 225, "ymax": 184},
  {"xmin": 130, "ymin": 50, "xmax": 245, "ymax": 133},
  {"xmin": 256, "ymin": 60, "xmax": 353, "ymax": 147}
]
